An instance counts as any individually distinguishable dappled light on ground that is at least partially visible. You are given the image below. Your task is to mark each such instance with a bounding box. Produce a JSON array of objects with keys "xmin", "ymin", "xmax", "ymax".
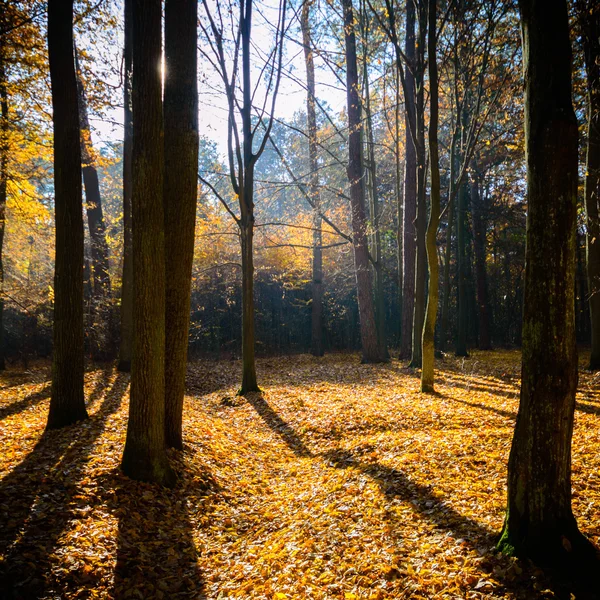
[{"xmin": 1, "ymin": 351, "xmax": 599, "ymax": 598}]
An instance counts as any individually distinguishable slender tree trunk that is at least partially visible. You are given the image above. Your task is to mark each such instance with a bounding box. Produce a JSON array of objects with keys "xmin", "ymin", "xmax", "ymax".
[
  {"xmin": 395, "ymin": 67, "xmax": 403, "ymax": 348},
  {"xmin": 118, "ymin": 0, "xmax": 133, "ymax": 373},
  {"xmin": 421, "ymin": 0, "xmax": 440, "ymax": 393},
  {"xmin": 74, "ymin": 52, "xmax": 111, "ymax": 300},
  {"xmin": 498, "ymin": 0, "xmax": 597, "ymax": 566},
  {"xmin": 301, "ymin": 0, "xmax": 324, "ymax": 357},
  {"xmin": 364, "ymin": 63, "xmax": 388, "ymax": 359},
  {"xmin": 121, "ymin": 0, "xmax": 174, "ymax": 486},
  {"xmin": 400, "ymin": 0, "xmax": 417, "ymax": 360},
  {"xmin": 439, "ymin": 131, "xmax": 458, "ymax": 351},
  {"xmin": 342, "ymin": 0, "xmax": 382, "ymax": 363},
  {"xmin": 581, "ymin": 4, "xmax": 600, "ymax": 370},
  {"xmin": 410, "ymin": 3, "xmax": 427, "ymax": 369},
  {"xmin": 46, "ymin": 0, "xmax": 88, "ymax": 429},
  {"xmin": 0, "ymin": 42, "xmax": 7, "ymax": 371},
  {"xmin": 164, "ymin": 0, "xmax": 199, "ymax": 450},
  {"xmin": 471, "ymin": 166, "xmax": 492, "ymax": 350},
  {"xmin": 240, "ymin": 219, "xmax": 259, "ymax": 392},
  {"xmin": 455, "ymin": 179, "xmax": 469, "ymax": 356}
]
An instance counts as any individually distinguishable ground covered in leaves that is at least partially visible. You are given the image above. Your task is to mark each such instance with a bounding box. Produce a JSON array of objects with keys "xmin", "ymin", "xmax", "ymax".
[{"xmin": 1, "ymin": 350, "xmax": 600, "ymax": 599}]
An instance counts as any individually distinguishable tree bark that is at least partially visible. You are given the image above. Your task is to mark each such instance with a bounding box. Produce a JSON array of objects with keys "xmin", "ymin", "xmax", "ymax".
[
  {"xmin": 121, "ymin": 0, "xmax": 174, "ymax": 486},
  {"xmin": 301, "ymin": 0, "xmax": 324, "ymax": 357},
  {"xmin": 342, "ymin": 0, "xmax": 383, "ymax": 363},
  {"xmin": 164, "ymin": 0, "xmax": 199, "ymax": 450},
  {"xmin": 421, "ymin": 0, "xmax": 440, "ymax": 393},
  {"xmin": 400, "ymin": 0, "xmax": 417, "ymax": 360},
  {"xmin": 0, "ymin": 39, "xmax": 7, "ymax": 371},
  {"xmin": 498, "ymin": 0, "xmax": 596, "ymax": 565},
  {"xmin": 118, "ymin": 0, "xmax": 133, "ymax": 373},
  {"xmin": 580, "ymin": 3, "xmax": 600, "ymax": 370},
  {"xmin": 46, "ymin": 0, "xmax": 88, "ymax": 429},
  {"xmin": 471, "ymin": 165, "xmax": 492, "ymax": 350},
  {"xmin": 409, "ymin": 2, "xmax": 428, "ymax": 369}
]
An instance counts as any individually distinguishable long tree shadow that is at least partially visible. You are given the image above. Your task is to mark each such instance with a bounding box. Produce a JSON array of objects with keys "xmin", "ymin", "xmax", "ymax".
[
  {"xmin": 0, "ymin": 370, "xmax": 128, "ymax": 598},
  {"xmin": 0, "ymin": 383, "xmax": 52, "ymax": 421},
  {"xmin": 444, "ymin": 395, "xmax": 517, "ymax": 420},
  {"xmin": 245, "ymin": 392, "xmax": 313, "ymax": 457},
  {"xmin": 108, "ymin": 450, "xmax": 216, "ymax": 600},
  {"xmin": 323, "ymin": 448, "xmax": 600, "ymax": 600}
]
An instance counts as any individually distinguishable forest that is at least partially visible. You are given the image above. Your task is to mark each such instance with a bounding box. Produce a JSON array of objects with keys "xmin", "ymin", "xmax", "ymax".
[{"xmin": 1, "ymin": 0, "xmax": 600, "ymax": 598}]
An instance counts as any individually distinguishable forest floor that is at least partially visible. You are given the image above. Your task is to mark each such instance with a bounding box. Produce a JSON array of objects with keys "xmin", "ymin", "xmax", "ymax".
[{"xmin": 1, "ymin": 351, "xmax": 600, "ymax": 600}]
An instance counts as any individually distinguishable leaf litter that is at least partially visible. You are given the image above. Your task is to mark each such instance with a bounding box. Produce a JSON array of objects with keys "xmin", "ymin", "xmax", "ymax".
[{"xmin": 0, "ymin": 351, "xmax": 599, "ymax": 599}]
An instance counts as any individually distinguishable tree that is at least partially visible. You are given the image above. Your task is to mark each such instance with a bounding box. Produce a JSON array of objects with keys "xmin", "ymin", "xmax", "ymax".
[
  {"xmin": 164, "ymin": 0, "xmax": 199, "ymax": 450},
  {"xmin": 118, "ymin": 0, "xmax": 133, "ymax": 373},
  {"xmin": 300, "ymin": 0, "xmax": 324, "ymax": 357},
  {"xmin": 578, "ymin": 1, "xmax": 600, "ymax": 370},
  {"xmin": 341, "ymin": 0, "xmax": 384, "ymax": 363},
  {"xmin": 421, "ymin": 0, "xmax": 440, "ymax": 393},
  {"xmin": 498, "ymin": 0, "xmax": 597, "ymax": 565},
  {"xmin": 199, "ymin": 0, "xmax": 287, "ymax": 394},
  {"xmin": 46, "ymin": 0, "xmax": 88, "ymax": 430},
  {"xmin": 121, "ymin": 0, "xmax": 174, "ymax": 486},
  {"xmin": 0, "ymin": 12, "xmax": 7, "ymax": 371}
]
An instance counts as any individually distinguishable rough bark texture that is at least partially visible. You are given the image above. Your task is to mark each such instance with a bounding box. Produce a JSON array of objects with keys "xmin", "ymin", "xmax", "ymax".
[
  {"xmin": 400, "ymin": 0, "xmax": 417, "ymax": 360},
  {"xmin": 118, "ymin": 0, "xmax": 133, "ymax": 373},
  {"xmin": 121, "ymin": 0, "xmax": 174, "ymax": 486},
  {"xmin": 0, "ymin": 41, "xmax": 7, "ymax": 371},
  {"xmin": 164, "ymin": 0, "xmax": 199, "ymax": 450},
  {"xmin": 581, "ymin": 3, "xmax": 600, "ymax": 370},
  {"xmin": 342, "ymin": 0, "xmax": 382, "ymax": 363},
  {"xmin": 471, "ymin": 167, "xmax": 492, "ymax": 350},
  {"xmin": 498, "ymin": 0, "xmax": 597, "ymax": 566},
  {"xmin": 421, "ymin": 0, "xmax": 440, "ymax": 393},
  {"xmin": 301, "ymin": 0, "xmax": 324, "ymax": 358},
  {"xmin": 46, "ymin": 0, "xmax": 88, "ymax": 430}
]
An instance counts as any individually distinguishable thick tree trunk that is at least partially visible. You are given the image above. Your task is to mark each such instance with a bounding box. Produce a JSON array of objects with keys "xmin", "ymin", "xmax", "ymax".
[
  {"xmin": 163, "ymin": 0, "xmax": 199, "ymax": 450},
  {"xmin": 471, "ymin": 167, "xmax": 492, "ymax": 350},
  {"xmin": 498, "ymin": 0, "xmax": 596, "ymax": 566},
  {"xmin": 342, "ymin": 0, "xmax": 382, "ymax": 363},
  {"xmin": 118, "ymin": 0, "xmax": 133, "ymax": 373},
  {"xmin": 46, "ymin": 0, "xmax": 88, "ymax": 429},
  {"xmin": 421, "ymin": 0, "xmax": 440, "ymax": 393},
  {"xmin": 0, "ymin": 46, "xmax": 7, "ymax": 371},
  {"xmin": 400, "ymin": 0, "xmax": 417, "ymax": 360},
  {"xmin": 301, "ymin": 1, "xmax": 324, "ymax": 357},
  {"xmin": 581, "ymin": 4, "xmax": 600, "ymax": 370},
  {"xmin": 121, "ymin": 0, "xmax": 174, "ymax": 486}
]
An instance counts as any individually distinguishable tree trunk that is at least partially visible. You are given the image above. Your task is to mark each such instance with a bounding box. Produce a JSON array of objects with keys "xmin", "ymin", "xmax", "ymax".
[
  {"xmin": 240, "ymin": 219, "xmax": 259, "ymax": 392},
  {"xmin": 409, "ymin": 3, "xmax": 427, "ymax": 369},
  {"xmin": 395, "ymin": 67, "xmax": 403, "ymax": 349},
  {"xmin": 498, "ymin": 0, "xmax": 596, "ymax": 566},
  {"xmin": 421, "ymin": 0, "xmax": 440, "ymax": 393},
  {"xmin": 301, "ymin": 0, "xmax": 324, "ymax": 357},
  {"xmin": 455, "ymin": 179, "xmax": 469, "ymax": 356},
  {"xmin": 46, "ymin": 0, "xmax": 88, "ymax": 429},
  {"xmin": 121, "ymin": 0, "xmax": 174, "ymax": 486},
  {"xmin": 581, "ymin": 3, "xmax": 600, "ymax": 370},
  {"xmin": 471, "ymin": 166, "xmax": 492, "ymax": 350},
  {"xmin": 0, "ymin": 42, "xmax": 7, "ymax": 371},
  {"xmin": 400, "ymin": 0, "xmax": 417, "ymax": 360},
  {"xmin": 342, "ymin": 0, "xmax": 382, "ymax": 363},
  {"xmin": 74, "ymin": 52, "xmax": 111, "ymax": 300},
  {"xmin": 164, "ymin": 0, "xmax": 199, "ymax": 450},
  {"xmin": 118, "ymin": 0, "xmax": 133, "ymax": 373}
]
